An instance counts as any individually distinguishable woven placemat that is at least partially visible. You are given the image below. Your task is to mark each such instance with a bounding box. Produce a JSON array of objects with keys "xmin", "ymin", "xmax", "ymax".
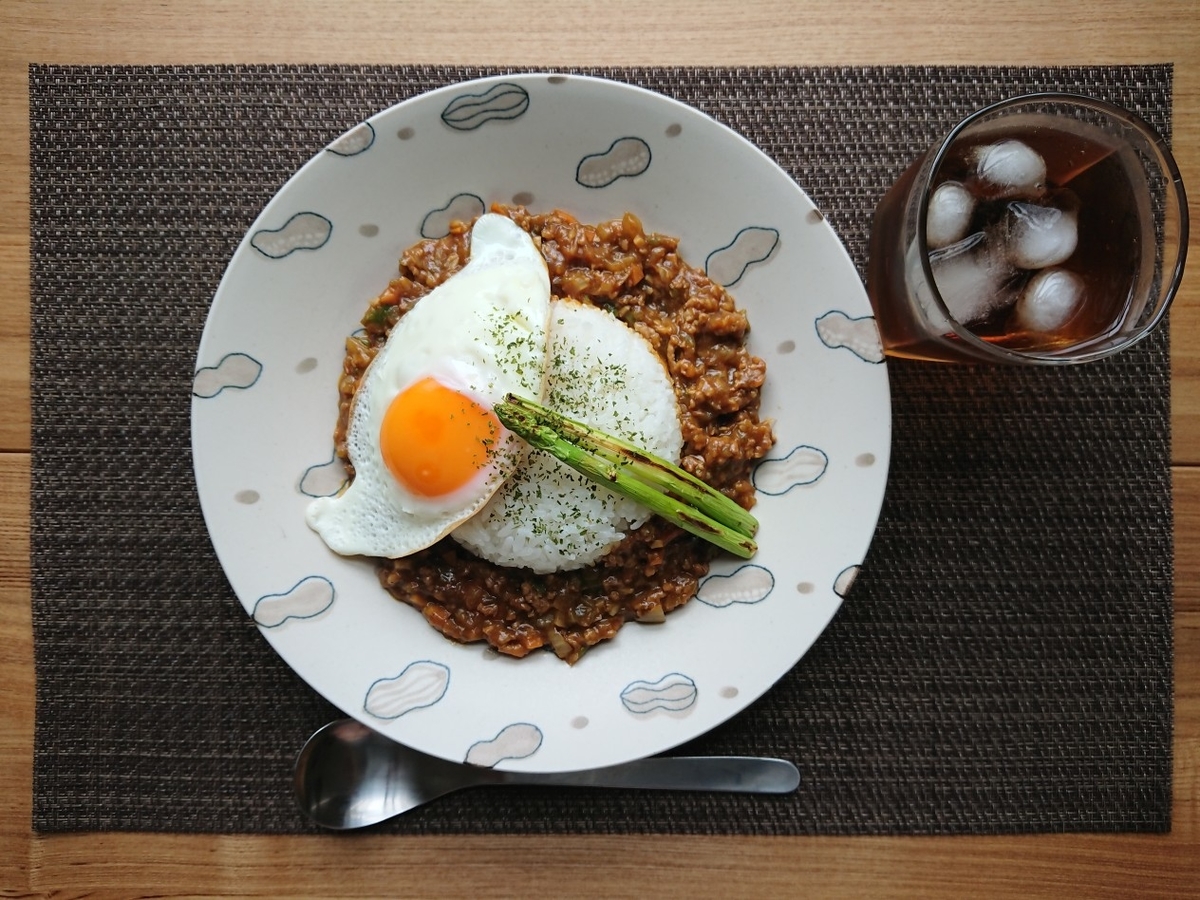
[{"xmin": 30, "ymin": 64, "xmax": 1174, "ymax": 834}]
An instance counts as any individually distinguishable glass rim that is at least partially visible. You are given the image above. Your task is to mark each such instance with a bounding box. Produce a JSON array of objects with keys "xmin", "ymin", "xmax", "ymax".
[{"xmin": 914, "ymin": 91, "xmax": 1190, "ymax": 365}]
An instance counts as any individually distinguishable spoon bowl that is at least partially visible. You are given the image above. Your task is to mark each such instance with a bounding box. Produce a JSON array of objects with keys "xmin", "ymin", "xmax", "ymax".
[{"xmin": 294, "ymin": 718, "xmax": 800, "ymax": 830}]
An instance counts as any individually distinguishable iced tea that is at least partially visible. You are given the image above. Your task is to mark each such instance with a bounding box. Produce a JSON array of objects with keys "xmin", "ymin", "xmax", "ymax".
[{"xmin": 867, "ymin": 94, "xmax": 1187, "ymax": 365}]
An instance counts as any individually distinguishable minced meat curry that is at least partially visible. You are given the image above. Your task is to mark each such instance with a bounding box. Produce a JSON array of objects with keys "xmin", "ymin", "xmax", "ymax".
[{"xmin": 333, "ymin": 206, "xmax": 774, "ymax": 664}]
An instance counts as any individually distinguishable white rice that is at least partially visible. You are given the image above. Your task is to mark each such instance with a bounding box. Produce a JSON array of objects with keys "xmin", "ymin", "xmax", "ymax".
[{"xmin": 452, "ymin": 298, "xmax": 683, "ymax": 574}]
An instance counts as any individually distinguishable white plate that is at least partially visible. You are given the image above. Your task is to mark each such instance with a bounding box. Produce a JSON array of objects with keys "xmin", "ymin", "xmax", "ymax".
[{"xmin": 191, "ymin": 74, "xmax": 891, "ymax": 773}]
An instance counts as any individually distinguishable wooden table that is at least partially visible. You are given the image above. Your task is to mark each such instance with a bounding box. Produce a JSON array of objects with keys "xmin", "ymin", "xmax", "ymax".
[{"xmin": 2, "ymin": 2, "xmax": 1196, "ymax": 895}]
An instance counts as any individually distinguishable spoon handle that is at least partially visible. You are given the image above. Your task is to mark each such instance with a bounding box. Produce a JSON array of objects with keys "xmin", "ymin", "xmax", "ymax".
[{"xmin": 498, "ymin": 756, "xmax": 800, "ymax": 794}]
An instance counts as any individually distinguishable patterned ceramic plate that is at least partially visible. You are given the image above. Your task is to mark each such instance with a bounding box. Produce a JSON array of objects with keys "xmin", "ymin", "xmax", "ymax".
[{"xmin": 191, "ymin": 74, "xmax": 891, "ymax": 773}]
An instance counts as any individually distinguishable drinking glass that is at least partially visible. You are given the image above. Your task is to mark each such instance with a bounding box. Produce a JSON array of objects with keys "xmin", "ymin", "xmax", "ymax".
[{"xmin": 866, "ymin": 93, "xmax": 1188, "ymax": 364}]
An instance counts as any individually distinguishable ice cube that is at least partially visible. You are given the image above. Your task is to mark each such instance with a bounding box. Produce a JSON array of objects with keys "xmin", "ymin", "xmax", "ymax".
[
  {"xmin": 1004, "ymin": 201, "xmax": 1078, "ymax": 269},
  {"xmin": 906, "ymin": 237, "xmax": 953, "ymax": 333},
  {"xmin": 974, "ymin": 140, "xmax": 1046, "ymax": 195},
  {"xmin": 1015, "ymin": 268, "xmax": 1085, "ymax": 333},
  {"xmin": 926, "ymin": 180, "xmax": 976, "ymax": 249},
  {"xmin": 929, "ymin": 232, "xmax": 1015, "ymax": 326}
]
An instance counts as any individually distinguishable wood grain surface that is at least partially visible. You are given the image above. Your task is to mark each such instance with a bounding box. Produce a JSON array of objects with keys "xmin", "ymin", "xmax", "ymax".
[{"xmin": 2, "ymin": 1, "xmax": 1197, "ymax": 896}]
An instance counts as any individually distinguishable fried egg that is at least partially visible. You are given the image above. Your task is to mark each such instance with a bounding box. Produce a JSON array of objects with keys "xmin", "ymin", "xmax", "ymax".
[{"xmin": 306, "ymin": 213, "xmax": 552, "ymax": 558}]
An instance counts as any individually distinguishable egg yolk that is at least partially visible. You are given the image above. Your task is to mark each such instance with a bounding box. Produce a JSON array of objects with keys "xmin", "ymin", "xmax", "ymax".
[{"xmin": 379, "ymin": 377, "xmax": 502, "ymax": 498}]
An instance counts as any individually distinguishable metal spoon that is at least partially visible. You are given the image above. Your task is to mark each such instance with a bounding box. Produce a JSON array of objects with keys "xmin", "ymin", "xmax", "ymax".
[{"xmin": 294, "ymin": 718, "xmax": 800, "ymax": 830}]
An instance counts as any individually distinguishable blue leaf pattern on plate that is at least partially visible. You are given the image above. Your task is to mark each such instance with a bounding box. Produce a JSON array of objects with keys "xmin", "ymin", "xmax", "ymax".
[
  {"xmin": 363, "ymin": 661, "xmax": 450, "ymax": 720},
  {"xmin": 250, "ymin": 212, "xmax": 332, "ymax": 259},
  {"xmin": 620, "ymin": 673, "xmax": 697, "ymax": 714},
  {"xmin": 575, "ymin": 137, "xmax": 651, "ymax": 188},
  {"xmin": 464, "ymin": 723, "xmax": 543, "ymax": 767},
  {"xmin": 440, "ymin": 83, "xmax": 530, "ymax": 131},
  {"xmin": 695, "ymin": 564, "xmax": 775, "ymax": 608},
  {"xmin": 252, "ymin": 575, "xmax": 335, "ymax": 628},
  {"xmin": 192, "ymin": 352, "xmax": 262, "ymax": 398},
  {"xmin": 326, "ymin": 121, "xmax": 376, "ymax": 157},
  {"xmin": 705, "ymin": 226, "xmax": 779, "ymax": 286},
  {"xmin": 834, "ymin": 564, "xmax": 861, "ymax": 598},
  {"xmin": 753, "ymin": 445, "xmax": 829, "ymax": 495},
  {"xmin": 298, "ymin": 452, "xmax": 348, "ymax": 498},
  {"xmin": 420, "ymin": 193, "xmax": 486, "ymax": 239},
  {"xmin": 814, "ymin": 311, "xmax": 885, "ymax": 363}
]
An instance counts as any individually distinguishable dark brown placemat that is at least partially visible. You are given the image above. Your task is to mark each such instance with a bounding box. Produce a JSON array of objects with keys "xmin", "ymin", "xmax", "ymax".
[{"xmin": 30, "ymin": 64, "xmax": 1174, "ymax": 834}]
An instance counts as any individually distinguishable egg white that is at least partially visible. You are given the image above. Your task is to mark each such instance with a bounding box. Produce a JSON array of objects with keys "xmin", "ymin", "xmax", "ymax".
[{"xmin": 306, "ymin": 213, "xmax": 552, "ymax": 558}]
